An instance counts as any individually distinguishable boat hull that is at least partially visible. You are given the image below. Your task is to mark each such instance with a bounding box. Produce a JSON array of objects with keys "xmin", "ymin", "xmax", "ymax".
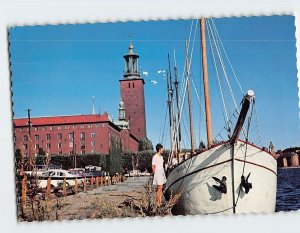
[{"xmin": 165, "ymin": 140, "xmax": 277, "ymax": 215}]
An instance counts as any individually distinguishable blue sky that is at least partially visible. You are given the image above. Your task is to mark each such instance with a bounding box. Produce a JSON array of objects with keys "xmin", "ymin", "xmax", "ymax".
[{"xmin": 9, "ymin": 15, "xmax": 299, "ymax": 150}]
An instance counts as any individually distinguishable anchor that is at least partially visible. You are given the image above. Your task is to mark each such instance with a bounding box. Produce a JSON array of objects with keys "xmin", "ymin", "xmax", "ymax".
[
  {"xmin": 212, "ymin": 176, "xmax": 227, "ymax": 194},
  {"xmin": 241, "ymin": 172, "xmax": 252, "ymax": 194}
]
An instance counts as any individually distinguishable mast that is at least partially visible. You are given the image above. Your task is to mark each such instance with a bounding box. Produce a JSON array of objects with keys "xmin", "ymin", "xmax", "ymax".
[
  {"xmin": 168, "ymin": 53, "xmax": 177, "ymax": 160},
  {"xmin": 185, "ymin": 40, "xmax": 195, "ymax": 154},
  {"xmin": 166, "ymin": 69, "xmax": 174, "ymax": 159},
  {"xmin": 173, "ymin": 50, "xmax": 182, "ymax": 157},
  {"xmin": 200, "ymin": 18, "xmax": 213, "ymax": 148}
]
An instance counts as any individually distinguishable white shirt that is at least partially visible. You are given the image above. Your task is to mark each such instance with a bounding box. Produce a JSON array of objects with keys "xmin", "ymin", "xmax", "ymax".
[{"xmin": 152, "ymin": 153, "xmax": 164, "ymax": 171}]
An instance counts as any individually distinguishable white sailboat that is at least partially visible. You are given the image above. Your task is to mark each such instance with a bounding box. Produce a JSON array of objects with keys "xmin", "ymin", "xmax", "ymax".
[{"xmin": 164, "ymin": 18, "xmax": 277, "ymax": 215}]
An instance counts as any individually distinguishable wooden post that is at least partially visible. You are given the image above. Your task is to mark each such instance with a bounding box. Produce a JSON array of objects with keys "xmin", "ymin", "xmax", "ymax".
[
  {"xmin": 200, "ymin": 18, "xmax": 213, "ymax": 148},
  {"xmin": 83, "ymin": 177, "xmax": 87, "ymax": 193},
  {"xmin": 63, "ymin": 178, "xmax": 67, "ymax": 197},
  {"xmin": 22, "ymin": 175, "xmax": 27, "ymax": 206},
  {"xmin": 96, "ymin": 177, "xmax": 99, "ymax": 189},
  {"xmin": 46, "ymin": 177, "xmax": 51, "ymax": 198},
  {"xmin": 75, "ymin": 178, "xmax": 78, "ymax": 194},
  {"xmin": 91, "ymin": 177, "xmax": 94, "ymax": 191}
]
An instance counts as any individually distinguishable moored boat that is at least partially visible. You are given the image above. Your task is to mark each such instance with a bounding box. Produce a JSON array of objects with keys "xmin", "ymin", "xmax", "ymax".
[{"xmin": 163, "ymin": 18, "xmax": 277, "ymax": 215}]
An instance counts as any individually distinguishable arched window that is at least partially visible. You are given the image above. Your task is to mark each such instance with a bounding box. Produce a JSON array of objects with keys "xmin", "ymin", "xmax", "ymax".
[
  {"xmin": 133, "ymin": 82, "xmax": 135, "ymax": 88},
  {"xmin": 128, "ymin": 82, "xmax": 130, "ymax": 88}
]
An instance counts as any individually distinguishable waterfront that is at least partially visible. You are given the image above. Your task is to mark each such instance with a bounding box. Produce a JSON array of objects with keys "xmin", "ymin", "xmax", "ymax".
[{"xmin": 276, "ymin": 167, "xmax": 300, "ymax": 212}]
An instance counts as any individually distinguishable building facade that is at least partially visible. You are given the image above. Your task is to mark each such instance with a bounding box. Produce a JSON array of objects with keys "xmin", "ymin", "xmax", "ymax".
[
  {"xmin": 13, "ymin": 42, "xmax": 147, "ymax": 156},
  {"xmin": 14, "ymin": 112, "xmax": 139, "ymax": 156}
]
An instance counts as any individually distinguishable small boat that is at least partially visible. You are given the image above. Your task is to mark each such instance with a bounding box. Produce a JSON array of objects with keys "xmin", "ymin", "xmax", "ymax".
[{"xmin": 163, "ymin": 18, "xmax": 277, "ymax": 215}]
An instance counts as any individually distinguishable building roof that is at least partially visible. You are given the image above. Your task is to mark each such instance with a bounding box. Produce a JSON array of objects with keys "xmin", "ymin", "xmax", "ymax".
[{"xmin": 13, "ymin": 112, "xmax": 110, "ymax": 127}]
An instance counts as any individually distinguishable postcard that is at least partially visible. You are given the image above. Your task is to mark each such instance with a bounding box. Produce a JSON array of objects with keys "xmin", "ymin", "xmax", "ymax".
[{"xmin": 9, "ymin": 15, "xmax": 300, "ymax": 221}]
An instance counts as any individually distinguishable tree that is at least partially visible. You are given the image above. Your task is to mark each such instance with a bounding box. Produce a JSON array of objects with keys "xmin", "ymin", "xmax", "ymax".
[
  {"xmin": 107, "ymin": 137, "xmax": 123, "ymax": 174},
  {"xmin": 138, "ymin": 137, "xmax": 154, "ymax": 151},
  {"xmin": 15, "ymin": 149, "xmax": 22, "ymax": 162},
  {"xmin": 38, "ymin": 147, "xmax": 46, "ymax": 156}
]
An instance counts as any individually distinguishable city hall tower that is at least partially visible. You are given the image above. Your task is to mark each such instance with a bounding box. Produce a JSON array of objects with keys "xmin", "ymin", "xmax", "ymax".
[{"xmin": 120, "ymin": 42, "xmax": 147, "ymax": 140}]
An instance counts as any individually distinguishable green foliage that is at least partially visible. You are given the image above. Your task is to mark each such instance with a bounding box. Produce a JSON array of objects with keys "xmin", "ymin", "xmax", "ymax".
[
  {"xmin": 107, "ymin": 137, "xmax": 123, "ymax": 175},
  {"xmin": 33, "ymin": 154, "xmax": 107, "ymax": 170},
  {"xmin": 138, "ymin": 137, "xmax": 154, "ymax": 151},
  {"xmin": 15, "ymin": 149, "xmax": 22, "ymax": 162},
  {"xmin": 121, "ymin": 149, "xmax": 169, "ymax": 173},
  {"xmin": 38, "ymin": 148, "xmax": 46, "ymax": 156}
]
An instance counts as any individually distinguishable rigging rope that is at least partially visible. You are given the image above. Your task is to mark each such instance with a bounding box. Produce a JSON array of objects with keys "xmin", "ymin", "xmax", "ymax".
[
  {"xmin": 235, "ymin": 98, "xmax": 255, "ymax": 206},
  {"xmin": 171, "ymin": 20, "xmax": 205, "ymax": 194},
  {"xmin": 206, "ymin": 20, "xmax": 230, "ymax": 130},
  {"xmin": 206, "ymin": 19, "xmax": 247, "ymax": 139},
  {"xmin": 168, "ymin": 19, "xmax": 199, "ymax": 165},
  {"xmin": 206, "ymin": 19, "xmax": 240, "ymax": 114},
  {"xmin": 253, "ymin": 103, "xmax": 264, "ymax": 146},
  {"xmin": 159, "ymin": 102, "xmax": 168, "ymax": 143},
  {"xmin": 211, "ymin": 18, "xmax": 244, "ymax": 95}
]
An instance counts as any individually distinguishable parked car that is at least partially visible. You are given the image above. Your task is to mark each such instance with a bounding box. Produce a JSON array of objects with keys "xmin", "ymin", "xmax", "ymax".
[
  {"xmin": 85, "ymin": 165, "xmax": 102, "ymax": 172},
  {"xmin": 129, "ymin": 170, "xmax": 141, "ymax": 177},
  {"xmin": 38, "ymin": 169, "xmax": 83, "ymax": 188},
  {"xmin": 140, "ymin": 171, "xmax": 151, "ymax": 176}
]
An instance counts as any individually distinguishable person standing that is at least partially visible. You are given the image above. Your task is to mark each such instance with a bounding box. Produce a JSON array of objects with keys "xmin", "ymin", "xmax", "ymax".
[{"xmin": 152, "ymin": 143, "xmax": 166, "ymax": 207}]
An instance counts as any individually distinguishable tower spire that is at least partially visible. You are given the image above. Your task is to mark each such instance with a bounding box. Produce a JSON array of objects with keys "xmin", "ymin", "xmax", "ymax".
[
  {"xmin": 123, "ymin": 36, "xmax": 140, "ymax": 79},
  {"xmin": 92, "ymin": 96, "xmax": 96, "ymax": 115},
  {"xmin": 128, "ymin": 33, "xmax": 134, "ymax": 55}
]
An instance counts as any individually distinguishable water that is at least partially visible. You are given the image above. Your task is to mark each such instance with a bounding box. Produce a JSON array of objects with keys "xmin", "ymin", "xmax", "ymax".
[{"xmin": 276, "ymin": 168, "xmax": 300, "ymax": 212}]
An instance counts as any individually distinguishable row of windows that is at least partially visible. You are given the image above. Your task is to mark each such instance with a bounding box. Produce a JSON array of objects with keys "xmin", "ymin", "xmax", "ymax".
[
  {"xmin": 24, "ymin": 132, "xmax": 97, "ymax": 142},
  {"xmin": 29, "ymin": 149, "xmax": 99, "ymax": 155},
  {"xmin": 18, "ymin": 123, "xmax": 107, "ymax": 132},
  {"xmin": 30, "ymin": 141, "xmax": 101, "ymax": 150}
]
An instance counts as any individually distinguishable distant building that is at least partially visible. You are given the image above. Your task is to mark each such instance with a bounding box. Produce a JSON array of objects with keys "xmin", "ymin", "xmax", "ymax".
[
  {"xmin": 276, "ymin": 150, "xmax": 300, "ymax": 168},
  {"xmin": 13, "ymin": 42, "xmax": 147, "ymax": 156}
]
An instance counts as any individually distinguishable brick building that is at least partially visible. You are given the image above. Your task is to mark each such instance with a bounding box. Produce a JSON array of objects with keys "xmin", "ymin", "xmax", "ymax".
[
  {"xmin": 120, "ymin": 42, "xmax": 147, "ymax": 139},
  {"xmin": 13, "ymin": 42, "xmax": 147, "ymax": 156}
]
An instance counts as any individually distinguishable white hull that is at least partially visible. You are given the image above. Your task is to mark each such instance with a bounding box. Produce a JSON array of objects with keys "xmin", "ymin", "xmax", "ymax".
[{"xmin": 165, "ymin": 140, "xmax": 277, "ymax": 215}]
